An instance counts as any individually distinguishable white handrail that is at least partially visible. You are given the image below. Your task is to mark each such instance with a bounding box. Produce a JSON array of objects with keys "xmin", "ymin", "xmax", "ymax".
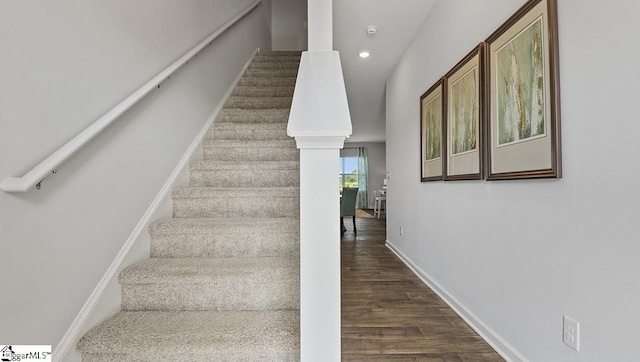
[{"xmin": 1, "ymin": 0, "xmax": 261, "ymax": 193}]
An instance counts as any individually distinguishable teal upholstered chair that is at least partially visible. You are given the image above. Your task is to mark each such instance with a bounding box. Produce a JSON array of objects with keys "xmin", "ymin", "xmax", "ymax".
[{"xmin": 340, "ymin": 187, "xmax": 359, "ymax": 234}]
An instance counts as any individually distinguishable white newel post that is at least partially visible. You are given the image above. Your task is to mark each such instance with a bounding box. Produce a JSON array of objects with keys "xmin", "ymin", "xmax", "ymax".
[{"xmin": 288, "ymin": 50, "xmax": 352, "ymax": 361}]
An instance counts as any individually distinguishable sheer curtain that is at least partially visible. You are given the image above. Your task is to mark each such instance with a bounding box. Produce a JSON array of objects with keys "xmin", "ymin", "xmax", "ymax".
[{"xmin": 357, "ymin": 147, "xmax": 368, "ymax": 209}]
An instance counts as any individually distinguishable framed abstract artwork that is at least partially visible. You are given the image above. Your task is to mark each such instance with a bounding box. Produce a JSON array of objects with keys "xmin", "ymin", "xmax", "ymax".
[
  {"xmin": 443, "ymin": 43, "xmax": 485, "ymax": 181},
  {"xmin": 420, "ymin": 78, "xmax": 444, "ymax": 182},
  {"xmin": 485, "ymin": 0, "xmax": 561, "ymax": 180}
]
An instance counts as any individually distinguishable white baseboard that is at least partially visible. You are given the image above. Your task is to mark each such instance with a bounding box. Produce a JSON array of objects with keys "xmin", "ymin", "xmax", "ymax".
[
  {"xmin": 385, "ymin": 240, "xmax": 528, "ymax": 362},
  {"xmin": 53, "ymin": 48, "xmax": 258, "ymax": 362}
]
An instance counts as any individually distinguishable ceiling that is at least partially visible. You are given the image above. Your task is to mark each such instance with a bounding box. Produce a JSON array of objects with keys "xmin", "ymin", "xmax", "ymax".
[{"xmin": 333, "ymin": 0, "xmax": 437, "ymax": 143}]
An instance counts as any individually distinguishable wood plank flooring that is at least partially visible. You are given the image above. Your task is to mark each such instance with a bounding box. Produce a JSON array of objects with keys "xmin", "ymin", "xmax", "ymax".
[{"xmin": 341, "ymin": 217, "xmax": 504, "ymax": 361}]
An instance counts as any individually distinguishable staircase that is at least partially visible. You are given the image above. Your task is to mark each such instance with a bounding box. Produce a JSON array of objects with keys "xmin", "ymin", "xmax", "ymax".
[{"xmin": 77, "ymin": 51, "xmax": 302, "ymax": 361}]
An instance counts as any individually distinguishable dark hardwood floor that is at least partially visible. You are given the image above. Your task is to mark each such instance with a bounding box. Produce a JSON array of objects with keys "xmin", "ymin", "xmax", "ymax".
[{"xmin": 341, "ymin": 216, "xmax": 504, "ymax": 361}]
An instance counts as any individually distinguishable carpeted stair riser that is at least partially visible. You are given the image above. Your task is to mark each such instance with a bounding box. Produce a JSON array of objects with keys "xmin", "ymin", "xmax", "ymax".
[
  {"xmin": 202, "ymin": 147, "xmax": 298, "ymax": 162},
  {"xmin": 251, "ymin": 52, "xmax": 302, "ymax": 63},
  {"xmin": 149, "ymin": 218, "xmax": 299, "ymax": 258},
  {"xmin": 238, "ymin": 76, "xmax": 297, "ymax": 87},
  {"xmin": 120, "ymin": 257, "xmax": 299, "ymax": 311},
  {"xmin": 189, "ymin": 161, "xmax": 299, "ymax": 187},
  {"xmin": 232, "ymin": 85, "xmax": 294, "ymax": 97},
  {"xmin": 212, "ymin": 123, "xmax": 289, "ymax": 141},
  {"xmin": 252, "ymin": 54, "xmax": 300, "ymax": 59},
  {"xmin": 253, "ymin": 54, "xmax": 301, "ymax": 62},
  {"xmin": 172, "ymin": 187, "xmax": 299, "ymax": 218},
  {"xmin": 244, "ymin": 68, "xmax": 298, "ymax": 78},
  {"xmin": 77, "ymin": 310, "xmax": 299, "ymax": 362},
  {"xmin": 249, "ymin": 62, "xmax": 300, "ymax": 71},
  {"xmin": 202, "ymin": 140, "xmax": 298, "ymax": 162},
  {"xmin": 225, "ymin": 96, "xmax": 292, "ymax": 109},
  {"xmin": 220, "ymin": 109, "xmax": 290, "ymax": 123},
  {"xmin": 248, "ymin": 62, "xmax": 300, "ymax": 71},
  {"xmin": 249, "ymin": 59, "xmax": 300, "ymax": 67},
  {"xmin": 257, "ymin": 50, "xmax": 302, "ymax": 55},
  {"xmin": 189, "ymin": 169, "xmax": 300, "ymax": 187}
]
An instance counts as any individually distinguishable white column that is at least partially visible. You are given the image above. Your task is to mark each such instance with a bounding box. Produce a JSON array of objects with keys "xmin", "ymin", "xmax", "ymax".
[
  {"xmin": 287, "ymin": 51, "xmax": 351, "ymax": 361},
  {"xmin": 297, "ymin": 139, "xmax": 343, "ymax": 361},
  {"xmin": 307, "ymin": 0, "xmax": 332, "ymax": 51}
]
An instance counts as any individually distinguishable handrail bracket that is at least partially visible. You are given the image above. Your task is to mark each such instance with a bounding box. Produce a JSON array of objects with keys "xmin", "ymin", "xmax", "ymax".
[{"xmin": 35, "ymin": 169, "xmax": 57, "ymax": 191}]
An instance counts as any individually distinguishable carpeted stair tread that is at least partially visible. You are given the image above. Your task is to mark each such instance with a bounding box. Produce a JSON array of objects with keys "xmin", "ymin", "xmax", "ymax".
[
  {"xmin": 253, "ymin": 55, "xmax": 301, "ymax": 62},
  {"xmin": 120, "ymin": 257, "xmax": 298, "ymax": 284},
  {"xmin": 244, "ymin": 68, "xmax": 298, "ymax": 78},
  {"xmin": 253, "ymin": 54, "xmax": 300, "ymax": 59},
  {"xmin": 190, "ymin": 160, "xmax": 299, "ymax": 171},
  {"xmin": 120, "ymin": 257, "xmax": 299, "ymax": 311},
  {"xmin": 149, "ymin": 218, "xmax": 299, "ymax": 258},
  {"xmin": 247, "ymin": 62, "xmax": 300, "ymax": 71},
  {"xmin": 220, "ymin": 108, "xmax": 290, "ymax": 123},
  {"xmin": 189, "ymin": 161, "xmax": 299, "ymax": 187},
  {"xmin": 232, "ymin": 85, "xmax": 295, "ymax": 97},
  {"xmin": 202, "ymin": 140, "xmax": 298, "ymax": 162},
  {"xmin": 238, "ymin": 76, "xmax": 297, "ymax": 87},
  {"xmin": 202, "ymin": 139, "xmax": 296, "ymax": 148},
  {"xmin": 77, "ymin": 310, "xmax": 299, "ymax": 361},
  {"xmin": 150, "ymin": 217, "xmax": 298, "ymax": 234},
  {"xmin": 172, "ymin": 186, "xmax": 299, "ymax": 199},
  {"xmin": 225, "ymin": 95, "xmax": 293, "ymax": 109},
  {"xmin": 252, "ymin": 52, "xmax": 301, "ymax": 64},
  {"xmin": 213, "ymin": 122, "xmax": 288, "ymax": 130},
  {"xmin": 250, "ymin": 60, "xmax": 300, "ymax": 68},
  {"xmin": 211, "ymin": 122, "xmax": 289, "ymax": 141},
  {"xmin": 250, "ymin": 57, "xmax": 300, "ymax": 65},
  {"xmin": 257, "ymin": 51, "xmax": 302, "ymax": 56},
  {"xmin": 171, "ymin": 187, "xmax": 299, "ymax": 218}
]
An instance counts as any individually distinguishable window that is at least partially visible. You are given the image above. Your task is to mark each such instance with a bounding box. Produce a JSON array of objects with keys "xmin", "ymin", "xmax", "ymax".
[{"xmin": 339, "ymin": 156, "xmax": 358, "ymax": 192}]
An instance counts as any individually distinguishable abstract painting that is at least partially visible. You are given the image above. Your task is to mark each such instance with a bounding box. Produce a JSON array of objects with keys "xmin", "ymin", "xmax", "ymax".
[
  {"xmin": 420, "ymin": 78, "xmax": 444, "ymax": 182},
  {"xmin": 451, "ymin": 68, "xmax": 478, "ymax": 155},
  {"xmin": 496, "ymin": 17, "xmax": 545, "ymax": 146},
  {"xmin": 424, "ymin": 94, "xmax": 442, "ymax": 161}
]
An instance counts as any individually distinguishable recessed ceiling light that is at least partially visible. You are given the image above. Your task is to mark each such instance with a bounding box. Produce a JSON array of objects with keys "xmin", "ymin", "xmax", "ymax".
[{"xmin": 359, "ymin": 50, "xmax": 371, "ymax": 58}]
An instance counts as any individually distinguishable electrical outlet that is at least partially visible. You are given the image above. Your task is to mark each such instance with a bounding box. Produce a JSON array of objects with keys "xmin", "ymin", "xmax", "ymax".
[
  {"xmin": 563, "ymin": 315, "xmax": 580, "ymax": 351},
  {"xmin": 399, "ymin": 226, "xmax": 404, "ymax": 236}
]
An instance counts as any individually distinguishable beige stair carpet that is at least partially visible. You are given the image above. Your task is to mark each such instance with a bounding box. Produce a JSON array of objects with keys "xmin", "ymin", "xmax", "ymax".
[{"xmin": 77, "ymin": 51, "xmax": 302, "ymax": 361}]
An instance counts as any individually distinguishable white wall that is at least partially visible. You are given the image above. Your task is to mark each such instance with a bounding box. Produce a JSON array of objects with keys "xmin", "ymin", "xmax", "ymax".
[
  {"xmin": 0, "ymin": 0, "xmax": 271, "ymax": 350},
  {"xmin": 386, "ymin": 0, "xmax": 640, "ymax": 360},
  {"xmin": 272, "ymin": 0, "xmax": 307, "ymax": 50},
  {"xmin": 342, "ymin": 142, "xmax": 386, "ymax": 208}
]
